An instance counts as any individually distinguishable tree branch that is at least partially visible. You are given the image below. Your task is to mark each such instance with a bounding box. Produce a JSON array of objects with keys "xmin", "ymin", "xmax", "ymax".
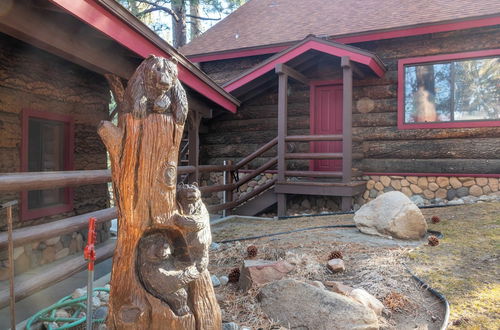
[
  {"xmin": 136, "ymin": 0, "xmax": 180, "ymax": 21},
  {"xmin": 186, "ymin": 14, "xmax": 221, "ymax": 21}
]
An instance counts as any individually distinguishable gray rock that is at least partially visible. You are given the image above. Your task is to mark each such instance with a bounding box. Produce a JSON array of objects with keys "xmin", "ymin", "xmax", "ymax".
[
  {"xmin": 369, "ymin": 189, "xmax": 378, "ymax": 198},
  {"xmin": 209, "ymin": 242, "xmax": 221, "ymax": 251},
  {"xmin": 327, "ymin": 259, "xmax": 345, "ymax": 273},
  {"xmin": 410, "ymin": 195, "xmax": 425, "ymax": 206},
  {"xmin": 258, "ymin": 279, "xmax": 379, "ymax": 330},
  {"xmin": 447, "ymin": 189, "xmax": 457, "ymax": 200},
  {"xmin": 219, "ymin": 275, "xmax": 229, "ymax": 286},
  {"xmin": 93, "ymin": 306, "xmax": 109, "ymax": 320},
  {"xmin": 456, "ymin": 187, "xmax": 469, "ymax": 197},
  {"xmin": 71, "ymin": 288, "xmax": 86, "ymax": 299},
  {"xmin": 222, "ymin": 322, "xmax": 239, "ymax": 330},
  {"xmin": 92, "ymin": 296, "xmax": 101, "ymax": 308},
  {"xmin": 349, "ymin": 288, "xmax": 384, "ymax": 316},
  {"xmin": 211, "ymin": 275, "xmax": 221, "ymax": 287},
  {"xmin": 354, "ymin": 191, "xmax": 427, "ymax": 240},
  {"xmin": 448, "ymin": 198, "xmax": 464, "ymax": 205},
  {"xmin": 462, "ymin": 196, "xmax": 478, "ymax": 204}
]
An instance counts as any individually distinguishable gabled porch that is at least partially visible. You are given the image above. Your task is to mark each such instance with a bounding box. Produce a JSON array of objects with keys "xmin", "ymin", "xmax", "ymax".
[{"xmin": 219, "ymin": 36, "xmax": 387, "ymax": 216}]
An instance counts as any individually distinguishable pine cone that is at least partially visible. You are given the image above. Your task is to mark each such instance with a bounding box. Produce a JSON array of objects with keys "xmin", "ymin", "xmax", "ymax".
[
  {"xmin": 328, "ymin": 250, "xmax": 343, "ymax": 260},
  {"xmin": 247, "ymin": 245, "xmax": 258, "ymax": 258},
  {"xmin": 428, "ymin": 236, "xmax": 440, "ymax": 246},
  {"xmin": 228, "ymin": 267, "xmax": 240, "ymax": 283},
  {"xmin": 431, "ymin": 215, "xmax": 441, "ymax": 224}
]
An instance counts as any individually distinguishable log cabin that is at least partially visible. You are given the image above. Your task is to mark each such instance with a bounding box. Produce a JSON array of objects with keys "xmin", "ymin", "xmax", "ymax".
[
  {"xmin": 0, "ymin": 0, "xmax": 238, "ymax": 303},
  {"xmin": 179, "ymin": 0, "xmax": 500, "ymax": 216}
]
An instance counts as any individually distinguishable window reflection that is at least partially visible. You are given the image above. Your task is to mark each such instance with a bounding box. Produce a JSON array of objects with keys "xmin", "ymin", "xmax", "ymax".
[{"xmin": 404, "ymin": 57, "xmax": 499, "ymax": 123}]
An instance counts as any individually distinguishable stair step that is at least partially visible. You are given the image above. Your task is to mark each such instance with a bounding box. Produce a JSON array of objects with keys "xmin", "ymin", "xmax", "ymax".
[{"xmin": 232, "ymin": 189, "xmax": 277, "ymax": 216}]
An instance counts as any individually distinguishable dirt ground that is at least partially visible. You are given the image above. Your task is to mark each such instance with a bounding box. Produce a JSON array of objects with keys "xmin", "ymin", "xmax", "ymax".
[{"xmin": 209, "ymin": 201, "xmax": 500, "ymax": 329}]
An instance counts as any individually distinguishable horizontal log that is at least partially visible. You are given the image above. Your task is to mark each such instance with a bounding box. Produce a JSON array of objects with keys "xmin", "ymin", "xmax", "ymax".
[
  {"xmin": 235, "ymin": 138, "xmax": 278, "ymax": 169},
  {"xmin": 285, "ymin": 153, "xmax": 343, "ymax": 160},
  {"xmin": 200, "ymin": 183, "xmax": 234, "ymax": 194},
  {"xmin": 353, "ymin": 126, "xmax": 500, "ymax": 141},
  {"xmin": 0, "ymin": 207, "xmax": 117, "ymax": 249},
  {"xmin": 363, "ymin": 138, "xmax": 500, "ymax": 159},
  {"xmin": 361, "ymin": 158, "xmax": 500, "ymax": 174},
  {"xmin": 202, "ymin": 143, "xmax": 276, "ymax": 159},
  {"xmin": 201, "ymin": 129, "xmax": 307, "ymax": 145},
  {"xmin": 353, "ymin": 112, "xmax": 397, "ymax": 127},
  {"xmin": 0, "ymin": 170, "xmax": 111, "ymax": 192},
  {"xmin": 208, "ymin": 115, "xmax": 309, "ymax": 132},
  {"xmin": 0, "ymin": 240, "xmax": 115, "ymax": 308}
]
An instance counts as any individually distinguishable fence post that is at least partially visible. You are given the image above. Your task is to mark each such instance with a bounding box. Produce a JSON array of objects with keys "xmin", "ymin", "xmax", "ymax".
[{"xmin": 222, "ymin": 160, "xmax": 234, "ymax": 217}]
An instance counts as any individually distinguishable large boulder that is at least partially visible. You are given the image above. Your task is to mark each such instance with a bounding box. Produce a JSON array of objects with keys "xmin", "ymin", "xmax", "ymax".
[
  {"xmin": 354, "ymin": 191, "xmax": 427, "ymax": 240},
  {"xmin": 258, "ymin": 279, "xmax": 379, "ymax": 330}
]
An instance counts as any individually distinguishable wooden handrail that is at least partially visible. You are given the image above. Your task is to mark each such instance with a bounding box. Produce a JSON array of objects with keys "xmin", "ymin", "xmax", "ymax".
[
  {"xmin": 0, "ymin": 240, "xmax": 115, "ymax": 309},
  {"xmin": 235, "ymin": 137, "xmax": 278, "ymax": 170},
  {"xmin": 285, "ymin": 152, "xmax": 343, "ymax": 159},
  {"xmin": 0, "ymin": 170, "xmax": 112, "ymax": 192},
  {"xmin": 286, "ymin": 134, "xmax": 343, "ymax": 142},
  {"xmin": 235, "ymin": 158, "xmax": 277, "ymax": 188},
  {"xmin": 0, "ymin": 207, "xmax": 117, "ymax": 249},
  {"xmin": 208, "ymin": 179, "xmax": 276, "ymax": 213}
]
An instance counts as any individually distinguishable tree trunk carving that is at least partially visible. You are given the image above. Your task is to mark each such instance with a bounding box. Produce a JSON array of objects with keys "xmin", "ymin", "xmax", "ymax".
[{"xmin": 98, "ymin": 56, "xmax": 221, "ymax": 329}]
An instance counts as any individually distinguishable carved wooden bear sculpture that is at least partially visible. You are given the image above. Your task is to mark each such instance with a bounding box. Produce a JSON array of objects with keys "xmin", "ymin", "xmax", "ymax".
[{"xmin": 137, "ymin": 183, "xmax": 211, "ymax": 316}]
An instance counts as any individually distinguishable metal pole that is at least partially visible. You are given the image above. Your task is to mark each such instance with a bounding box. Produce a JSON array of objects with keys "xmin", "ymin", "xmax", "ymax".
[
  {"xmin": 222, "ymin": 160, "xmax": 227, "ymax": 217},
  {"xmin": 4, "ymin": 200, "xmax": 18, "ymax": 330},
  {"xmin": 84, "ymin": 217, "xmax": 97, "ymax": 330}
]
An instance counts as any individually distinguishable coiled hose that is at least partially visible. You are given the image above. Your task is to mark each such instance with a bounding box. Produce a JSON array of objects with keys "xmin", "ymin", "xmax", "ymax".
[{"xmin": 26, "ymin": 287, "xmax": 109, "ymax": 330}]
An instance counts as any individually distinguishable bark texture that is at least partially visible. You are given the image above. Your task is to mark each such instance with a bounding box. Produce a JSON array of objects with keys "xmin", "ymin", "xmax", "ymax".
[{"xmin": 99, "ymin": 55, "xmax": 221, "ymax": 329}]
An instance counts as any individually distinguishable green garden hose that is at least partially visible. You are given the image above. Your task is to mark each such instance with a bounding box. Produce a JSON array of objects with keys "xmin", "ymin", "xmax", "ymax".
[{"xmin": 26, "ymin": 287, "xmax": 109, "ymax": 330}]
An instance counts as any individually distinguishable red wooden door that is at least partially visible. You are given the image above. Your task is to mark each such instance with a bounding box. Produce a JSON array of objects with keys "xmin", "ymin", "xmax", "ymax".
[{"xmin": 311, "ymin": 84, "xmax": 343, "ymax": 171}]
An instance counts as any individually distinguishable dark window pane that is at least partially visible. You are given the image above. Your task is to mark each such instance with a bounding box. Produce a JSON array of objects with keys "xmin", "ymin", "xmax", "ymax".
[{"xmin": 27, "ymin": 117, "xmax": 66, "ymax": 210}]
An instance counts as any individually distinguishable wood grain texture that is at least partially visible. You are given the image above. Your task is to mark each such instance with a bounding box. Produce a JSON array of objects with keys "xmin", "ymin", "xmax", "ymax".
[{"xmin": 99, "ymin": 56, "xmax": 220, "ymax": 330}]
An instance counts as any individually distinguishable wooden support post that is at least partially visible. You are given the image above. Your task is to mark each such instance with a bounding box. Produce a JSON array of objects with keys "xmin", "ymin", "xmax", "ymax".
[
  {"xmin": 188, "ymin": 110, "xmax": 201, "ymax": 183},
  {"xmin": 341, "ymin": 56, "xmax": 353, "ymax": 184},
  {"xmin": 341, "ymin": 196, "xmax": 352, "ymax": 212},
  {"xmin": 276, "ymin": 67, "xmax": 289, "ymax": 217},
  {"xmin": 4, "ymin": 200, "xmax": 18, "ymax": 330},
  {"xmin": 224, "ymin": 160, "xmax": 234, "ymax": 216}
]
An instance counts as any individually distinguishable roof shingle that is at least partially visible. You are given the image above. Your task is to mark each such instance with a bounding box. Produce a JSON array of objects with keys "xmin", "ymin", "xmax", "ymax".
[{"xmin": 180, "ymin": 0, "xmax": 500, "ymax": 56}]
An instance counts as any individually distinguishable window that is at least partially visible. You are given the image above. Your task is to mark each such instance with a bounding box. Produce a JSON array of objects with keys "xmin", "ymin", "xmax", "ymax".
[
  {"xmin": 21, "ymin": 109, "xmax": 74, "ymax": 220},
  {"xmin": 398, "ymin": 50, "xmax": 500, "ymax": 129}
]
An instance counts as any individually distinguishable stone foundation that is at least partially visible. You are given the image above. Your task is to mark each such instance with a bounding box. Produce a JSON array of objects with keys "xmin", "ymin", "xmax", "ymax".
[
  {"xmin": 357, "ymin": 175, "xmax": 500, "ymax": 208},
  {"xmin": 0, "ymin": 222, "xmax": 111, "ymax": 281}
]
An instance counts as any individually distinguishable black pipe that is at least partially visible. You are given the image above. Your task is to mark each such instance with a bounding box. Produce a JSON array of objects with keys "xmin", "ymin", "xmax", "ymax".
[{"xmin": 403, "ymin": 264, "xmax": 450, "ymax": 330}]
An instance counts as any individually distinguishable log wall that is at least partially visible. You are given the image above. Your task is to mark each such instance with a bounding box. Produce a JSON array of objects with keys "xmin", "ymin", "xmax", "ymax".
[
  {"xmin": 0, "ymin": 32, "xmax": 110, "ymax": 228},
  {"xmin": 200, "ymin": 26, "xmax": 500, "ymax": 174}
]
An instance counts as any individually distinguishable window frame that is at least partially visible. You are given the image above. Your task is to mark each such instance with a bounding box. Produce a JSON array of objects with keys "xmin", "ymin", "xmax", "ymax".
[
  {"xmin": 21, "ymin": 109, "xmax": 75, "ymax": 220},
  {"xmin": 397, "ymin": 49, "xmax": 500, "ymax": 130}
]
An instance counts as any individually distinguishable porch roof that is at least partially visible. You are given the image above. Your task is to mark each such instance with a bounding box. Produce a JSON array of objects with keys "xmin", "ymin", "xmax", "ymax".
[
  {"xmin": 1, "ymin": 0, "xmax": 239, "ymax": 113},
  {"xmin": 223, "ymin": 36, "xmax": 387, "ymax": 94}
]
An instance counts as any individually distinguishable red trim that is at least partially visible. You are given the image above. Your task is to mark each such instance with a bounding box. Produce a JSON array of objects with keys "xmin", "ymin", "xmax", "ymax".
[
  {"xmin": 333, "ymin": 16, "xmax": 500, "ymax": 44},
  {"xmin": 48, "ymin": 0, "xmax": 237, "ymax": 113},
  {"xmin": 187, "ymin": 16, "xmax": 500, "ymax": 63},
  {"xmin": 225, "ymin": 39, "xmax": 385, "ymax": 92},
  {"xmin": 21, "ymin": 109, "xmax": 74, "ymax": 221},
  {"xmin": 365, "ymin": 172, "xmax": 500, "ymax": 178},
  {"xmin": 397, "ymin": 49, "xmax": 500, "ymax": 130},
  {"xmin": 188, "ymin": 45, "xmax": 290, "ymax": 63}
]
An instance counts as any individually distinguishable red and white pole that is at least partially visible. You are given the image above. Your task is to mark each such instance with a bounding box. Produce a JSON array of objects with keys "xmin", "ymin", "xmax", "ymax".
[{"xmin": 84, "ymin": 217, "xmax": 96, "ymax": 330}]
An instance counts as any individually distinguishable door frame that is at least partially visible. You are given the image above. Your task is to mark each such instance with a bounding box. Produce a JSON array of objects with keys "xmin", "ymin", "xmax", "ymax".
[{"xmin": 309, "ymin": 79, "xmax": 343, "ymax": 171}]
